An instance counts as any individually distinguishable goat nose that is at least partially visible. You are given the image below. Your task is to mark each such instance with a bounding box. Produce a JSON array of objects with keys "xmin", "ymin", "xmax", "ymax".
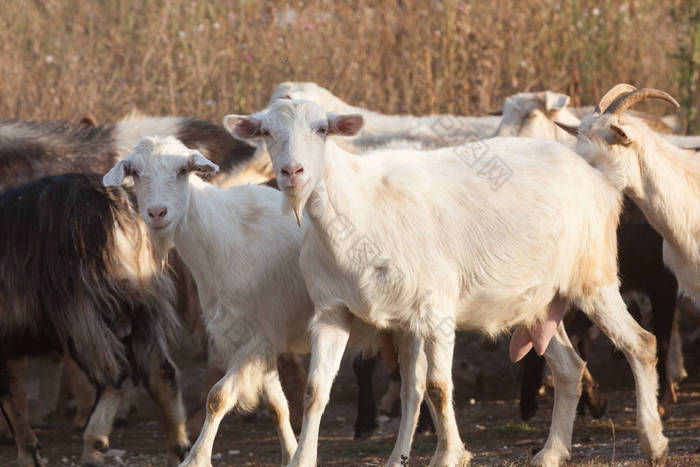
[
  {"xmin": 280, "ymin": 164, "xmax": 304, "ymax": 177},
  {"xmin": 147, "ymin": 206, "xmax": 168, "ymax": 219}
]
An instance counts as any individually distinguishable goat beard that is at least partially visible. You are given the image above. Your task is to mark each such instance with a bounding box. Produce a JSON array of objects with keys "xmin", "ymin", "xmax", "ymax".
[
  {"xmin": 150, "ymin": 231, "xmax": 175, "ymax": 270},
  {"xmin": 282, "ymin": 192, "xmax": 309, "ymax": 227}
]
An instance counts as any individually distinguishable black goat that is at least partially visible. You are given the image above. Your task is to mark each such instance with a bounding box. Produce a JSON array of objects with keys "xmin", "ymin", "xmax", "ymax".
[
  {"xmin": 0, "ymin": 174, "xmax": 189, "ymax": 466},
  {"xmin": 0, "ymin": 116, "xmax": 259, "ymax": 191}
]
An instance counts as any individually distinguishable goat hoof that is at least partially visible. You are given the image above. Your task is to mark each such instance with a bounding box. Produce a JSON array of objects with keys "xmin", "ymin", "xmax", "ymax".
[
  {"xmin": 173, "ymin": 442, "xmax": 192, "ymax": 460},
  {"xmin": 520, "ymin": 405, "xmax": 537, "ymax": 421},
  {"xmin": 589, "ymin": 400, "xmax": 608, "ymax": 419},
  {"xmin": 428, "ymin": 449, "xmax": 472, "ymax": 467},
  {"xmin": 531, "ymin": 443, "xmax": 570, "ymax": 467},
  {"xmin": 32, "ymin": 451, "xmax": 47, "ymax": 467},
  {"xmin": 93, "ymin": 439, "xmax": 109, "ymax": 453},
  {"xmin": 353, "ymin": 420, "xmax": 378, "ymax": 440},
  {"xmin": 649, "ymin": 444, "xmax": 669, "ymax": 467}
]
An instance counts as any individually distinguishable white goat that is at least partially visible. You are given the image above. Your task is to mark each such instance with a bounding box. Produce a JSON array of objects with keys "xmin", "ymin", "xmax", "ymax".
[
  {"xmin": 269, "ymin": 81, "xmax": 501, "ymax": 149},
  {"xmin": 103, "ymin": 136, "xmax": 376, "ymax": 467},
  {"xmin": 493, "ymin": 91, "xmax": 581, "ymax": 143},
  {"xmin": 224, "ymin": 99, "xmax": 668, "ymax": 467},
  {"xmin": 498, "ymin": 90, "xmax": 688, "ymax": 392},
  {"xmin": 575, "ymin": 84, "xmax": 700, "ymax": 303}
]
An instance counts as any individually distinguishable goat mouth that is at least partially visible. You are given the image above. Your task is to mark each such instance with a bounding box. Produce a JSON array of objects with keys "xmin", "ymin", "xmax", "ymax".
[
  {"xmin": 283, "ymin": 180, "xmax": 309, "ymax": 192},
  {"xmin": 150, "ymin": 220, "xmax": 172, "ymax": 231}
]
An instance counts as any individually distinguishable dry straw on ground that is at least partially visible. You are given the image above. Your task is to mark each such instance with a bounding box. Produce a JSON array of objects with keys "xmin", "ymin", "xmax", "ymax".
[{"xmin": 0, "ymin": 1, "xmax": 697, "ymax": 130}]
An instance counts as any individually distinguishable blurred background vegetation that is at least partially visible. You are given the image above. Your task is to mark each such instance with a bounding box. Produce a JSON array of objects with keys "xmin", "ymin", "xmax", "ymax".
[{"xmin": 0, "ymin": 0, "xmax": 698, "ymax": 131}]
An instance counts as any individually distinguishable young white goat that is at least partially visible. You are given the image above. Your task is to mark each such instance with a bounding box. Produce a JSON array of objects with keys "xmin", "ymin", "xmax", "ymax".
[
  {"xmin": 103, "ymin": 136, "xmax": 377, "ymax": 466},
  {"xmin": 224, "ymin": 99, "xmax": 668, "ymax": 467},
  {"xmin": 574, "ymin": 84, "xmax": 700, "ymax": 303},
  {"xmin": 269, "ymin": 81, "xmax": 501, "ymax": 148}
]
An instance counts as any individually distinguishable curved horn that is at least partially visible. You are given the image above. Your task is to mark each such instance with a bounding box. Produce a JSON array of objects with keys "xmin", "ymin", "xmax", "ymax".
[
  {"xmin": 554, "ymin": 121, "xmax": 579, "ymax": 137},
  {"xmin": 604, "ymin": 88, "xmax": 680, "ymax": 116},
  {"xmin": 594, "ymin": 83, "xmax": 637, "ymax": 114}
]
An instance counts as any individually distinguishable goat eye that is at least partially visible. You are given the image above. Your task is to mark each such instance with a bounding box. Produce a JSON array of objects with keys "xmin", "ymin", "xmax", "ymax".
[
  {"xmin": 177, "ymin": 168, "xmax": 188, "ymax": 177},
  {"xmin": 131, "ymin": 171, "xmax": 140, "ymax": 179},
  {"xmin": 317, "ymin": 127, "xmax": 328, "ymax": 135},
  {"xmin": 260, "ymin": 129, "xmax": 270, "ymax": 137}
]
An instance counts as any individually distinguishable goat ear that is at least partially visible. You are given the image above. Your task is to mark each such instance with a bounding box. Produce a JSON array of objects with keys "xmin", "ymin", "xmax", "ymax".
[
  {"xmin": 542, "ymin": 91, "xmax": 570, "ymax": 113},
  {"xmin": 80, "ymin": 112, "xmax": 98, "ymax": 127},
  {"xmin": 609, "ymin": 124, "xmax": 632, "ymax": 146},
  {"xmin": 188, "ymin": 150, "xmax": 219, "ymax": 176},
  {"xmin": 328, "ymin": 114, "xmax": 363, "ymax": 136},
  {"xmin": 103, "ymin": 159, "xmax": 132, "ymax": 187},
  {"xmin": 223, "ymin": 114, "xmax": 263, "ymax": 140}
]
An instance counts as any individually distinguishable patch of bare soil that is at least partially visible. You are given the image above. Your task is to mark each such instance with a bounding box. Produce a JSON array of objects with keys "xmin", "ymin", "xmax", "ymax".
[{"xmin": 1, "ymin": 330, "xmax": 698, "ymax": 466}]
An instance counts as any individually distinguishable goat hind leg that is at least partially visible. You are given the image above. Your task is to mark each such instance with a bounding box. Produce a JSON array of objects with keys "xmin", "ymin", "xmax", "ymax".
[
  {"xmin": 386, "ymin": 331, "xmax": 427, "ymax": 467},
  {"xmin": 423, "ymin": 332, "xmax": 470, "ymax": 467},
  {"xmin": 182, "ymin": 350, "xmax": 272, "ymax": 467},
  {"xmin": 520, "ymin": 350, "xmax": 546, "ymax": 421},
  {"xmin": 262, "ymin": 369, "xmax": 298, "ymax": 465},
  {"xmin": 1, "ymin": 359, "xmax": 45, "ymax": 467},
  {"xmin": 352, "ymin": 353, "xmax": 379, "ymax": 439},
  {"xmin": 584, "ymin": 284, "xmax": 668, "ymax": 464}
]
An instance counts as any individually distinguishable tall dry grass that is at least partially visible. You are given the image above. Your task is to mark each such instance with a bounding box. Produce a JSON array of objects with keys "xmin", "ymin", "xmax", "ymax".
[{"xmin": 0, "ymin": 0, "xmax": 697, "ymax": 130}]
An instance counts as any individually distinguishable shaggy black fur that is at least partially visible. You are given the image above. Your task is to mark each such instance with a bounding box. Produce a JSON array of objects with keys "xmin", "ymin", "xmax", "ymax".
[{"xmin": 0, "ymin": 173, "xmax": 177, "ymax": 386}]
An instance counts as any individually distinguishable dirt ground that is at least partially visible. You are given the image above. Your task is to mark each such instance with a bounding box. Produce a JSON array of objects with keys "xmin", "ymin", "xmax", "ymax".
[{"xmin": 1, "ymin": 328, "xmax": 699, "ymax": 467}]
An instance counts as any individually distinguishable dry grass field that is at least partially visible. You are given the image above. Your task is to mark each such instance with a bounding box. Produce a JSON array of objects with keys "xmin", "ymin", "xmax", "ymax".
[{"xmin": 1, "ymin": 0, "xmax": 699, "ymax": 129}]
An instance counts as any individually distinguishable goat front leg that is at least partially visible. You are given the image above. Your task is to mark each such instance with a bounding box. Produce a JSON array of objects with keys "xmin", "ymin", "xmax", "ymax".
[
  {"xmin": 30, "ymin": 354, "xmax": 63, "ymax": 427},
  {"xmin": 386, "ymin": 331, "xmax": 427, "ymax": 467},
  {"xmin": 142, "ymin": 353, "xmax": 190, "ymax": 467},
  {"xmin": 531, "ymin": 322, "xmax": 584, "ymax": 467},
  {"xmin": 1, "ymin": 359, "xmax": 45, "ymax": 467},
  {"xmin": 288, "ymin": 308, "xmax": 352, "ymax": 467},
  {"xmin": 80, "ymin": 386, "xmax": 122, "ymax": 466},
  {"xmin": 62, "ymin": 354, "xmax": 96, "ymax": 428}
]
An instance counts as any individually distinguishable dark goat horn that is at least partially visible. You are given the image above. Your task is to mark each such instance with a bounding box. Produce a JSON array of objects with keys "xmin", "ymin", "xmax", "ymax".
[
  {"xmin": 604, "ymin": 88, "xmax": 680, "ymax": 116},
  {"xmin": 595, "ymin": 83, "xmax": 637, "ymax": 114},
  {"xmin": 554, "ymin": 121, "xmax": 579, "ymax": 137}
]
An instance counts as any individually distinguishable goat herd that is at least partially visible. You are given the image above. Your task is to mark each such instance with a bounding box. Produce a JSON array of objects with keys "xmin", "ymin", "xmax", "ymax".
[{"xmin": 0, "ymin": 81, "xmax": 698, "ymax": 467}]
